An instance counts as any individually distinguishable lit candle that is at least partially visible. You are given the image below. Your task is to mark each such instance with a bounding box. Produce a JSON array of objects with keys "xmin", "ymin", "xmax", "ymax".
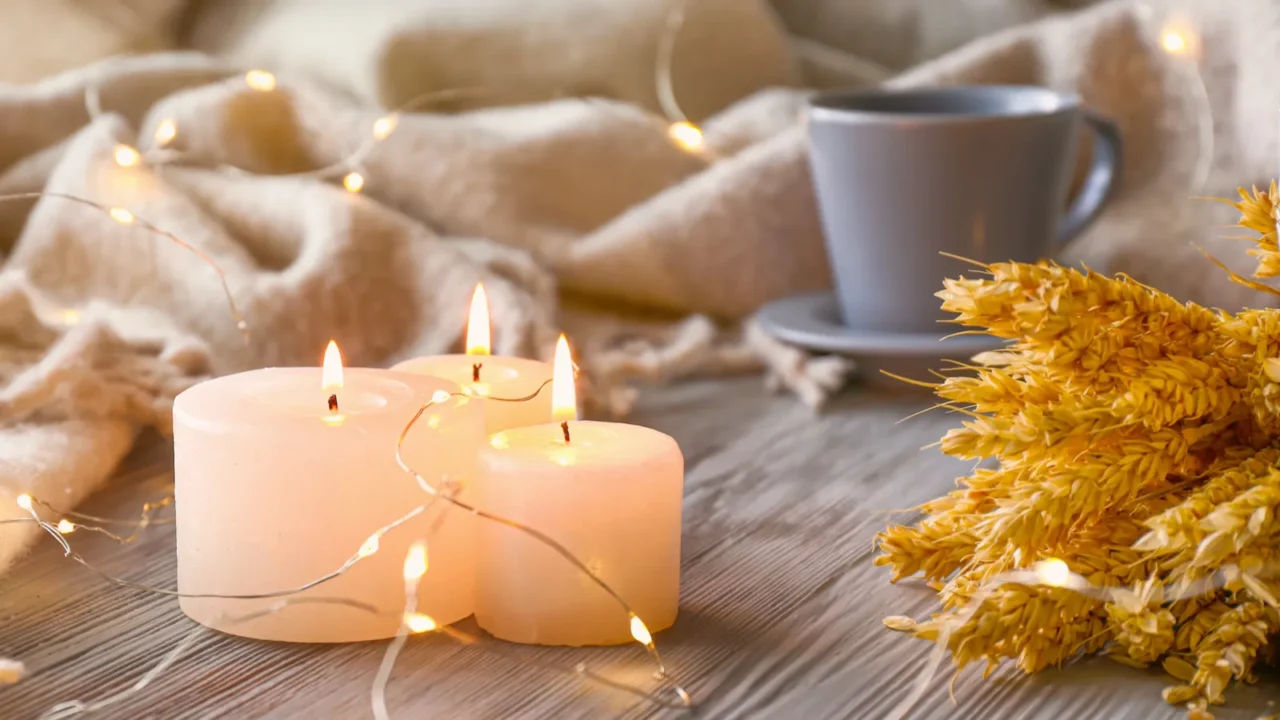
[
  {"xmin": 173, "ymin": 341, "xmax": 483, "ymax": 642},
  {"xmin": 475, "ymin": 336, "xmax": 684, "ymax": 646},
  {"xmin": 393, "ymin": 284, "xmax": 553, "ymax": 433}
]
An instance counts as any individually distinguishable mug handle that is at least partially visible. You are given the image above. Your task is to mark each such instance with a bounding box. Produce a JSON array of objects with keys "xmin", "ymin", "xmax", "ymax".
[{"xmin": 1057, "ymin": 111, "xmax": 1122, "ymax": 244}]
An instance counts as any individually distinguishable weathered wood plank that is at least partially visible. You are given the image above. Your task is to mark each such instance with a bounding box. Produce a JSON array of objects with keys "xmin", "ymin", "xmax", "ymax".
[{"xmin": 1, "ymin": 379, "xmax": 1275, "ymax": 719}]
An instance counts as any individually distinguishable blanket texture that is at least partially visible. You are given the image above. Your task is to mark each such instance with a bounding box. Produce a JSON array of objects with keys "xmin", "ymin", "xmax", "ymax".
[{"xmin": 0, "ymin": 0, "xmax": 1274, "ymax": 574}]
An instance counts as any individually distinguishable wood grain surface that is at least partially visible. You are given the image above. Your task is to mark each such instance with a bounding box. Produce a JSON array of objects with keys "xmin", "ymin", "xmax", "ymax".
[{"xmin": 2, "ymin": 379, "xmax": 1276, "ymax": 719}]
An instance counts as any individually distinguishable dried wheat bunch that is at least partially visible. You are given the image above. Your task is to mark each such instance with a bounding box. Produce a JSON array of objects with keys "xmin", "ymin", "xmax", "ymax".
[{"xmin": 877, "ymin": 185, "xmax": 1280, "ymax": 717}]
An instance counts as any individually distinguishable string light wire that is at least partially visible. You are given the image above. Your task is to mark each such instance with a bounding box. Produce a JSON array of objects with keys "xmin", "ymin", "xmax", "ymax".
[
  {"xmin": 394, "ymin": 390, "xmax": 690, "ymax": 705},
  {"xmin": 14, "ymin": 12, "xmax": 1221, "ymax": 716},
  {"xmin": 0, "ymin": 192, "xmax": 248, "ymax": 341},
  {"xmin": 887, "ymin": 559, "xmax": 1278, "ymax": 720},
  {"xmin": 12, "ymin": 383, "xmax": 692, "ymax": 716}
]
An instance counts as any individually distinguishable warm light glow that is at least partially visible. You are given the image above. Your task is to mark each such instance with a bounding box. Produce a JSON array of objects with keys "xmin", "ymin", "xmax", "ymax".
[
  {"xmin": 343, "ymin": 172, "xmax": 364, "ymax": 193},
  {"xmin": 15, "ymin": 494, "xmax": 32, "ymax": 511},
  {"xmin": 56, "ymin": 519, "xmax": 75, "ymax": 534},
  {"xmin": 432, "ymin": 389, "xmax": 451, "ymax": 404},
  {"xmin": 322, "ymin": 340, "xmax": 343, "ymax": 391},
  {"xmin": 1161, "ymin": 30, "xmax": 1187, "ymax": 54},
  {"xmin": 403, "ymin": 541, "xmax": 428, "ymax": 582},
  {"xmin": 245, "ymin": 70, "xmax": 276, "ymax": 91},
  {"xmin": 667, "ymin": 122, "xmax": 704, "ymax": 152},
  {"xmin": 1036, "ymin": 558, "xmax": 1071, "ymax": 588},
  {"xmin": 55, "ymin": 308, "xmax": 81, "ymax": 327},
  {"xmin": 552, "ymin": 334, "xmax": 577, "ymax": 422},
  {"xmin": 358, "ymin": 534, "xmax": 380, "ymax": 558},
  {"xmin": 154, "ymin": 119, "xmax": 177, "ymax": 146},
  {"xmin": 490, "ymin": 432, "xmax": 509, "ymax": 450},
  {"xmin": 372, "ymin": 114, "xmax": 398, "ymax": 140},
  {"xmin": 629, "ymin": 615, "xmax": 653, "ymax": 646},
  {"xmin": 466, "ymin": 284, "xmax": 491, "ymax": 356},
  {"xmin": 113, "ymin": 145, "xmax": 140, "ymax": 167},
  {"xmin": 109, "ymin": 207, "xmax": 134, "ymax": 225},
  {"xmin": 405, "ymin": 612, "xmax": 437, "ymax": 633},
  {"xmin": 426, "ymin": 415, "xmax": 441, "ymax": 430}
]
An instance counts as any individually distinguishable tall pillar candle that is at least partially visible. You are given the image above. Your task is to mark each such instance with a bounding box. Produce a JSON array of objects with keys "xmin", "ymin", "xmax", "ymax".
[
  {"xmin": 174, "ymin": 343, "xmax": 482, "ymax": 643},
  {"xmin": 475, "ymin": 336, "xmax": 684, "ymax": 646},
  {"xmin": 393, "ymin": 284, "xmax": 552, "ymax": 433}
]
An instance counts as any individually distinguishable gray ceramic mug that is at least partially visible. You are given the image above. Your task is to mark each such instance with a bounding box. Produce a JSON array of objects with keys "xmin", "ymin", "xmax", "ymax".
[{"xmin": 807, "ymin": 86, "xmax": 1121, "ymax": 334}]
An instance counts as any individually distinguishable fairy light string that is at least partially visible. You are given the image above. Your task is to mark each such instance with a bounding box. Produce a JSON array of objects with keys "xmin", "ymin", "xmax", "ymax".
[
  {"xmin": 886, "ymin": 558, "xmax": 1280, "ymax": 720},
  {"xmin": 0, "ymin": 191, "xmax": 248, "ymax": 341},
  {"xmin": 7, "ymin": 9, "xmax": 1230, "ymax": 717},
  {"xmin": 394, "ymin": 389, "xmax": 680, "ymax": 689},
  {"xmin": 9, "ymin": 382, "xmax": 692, "ymax": 716}
]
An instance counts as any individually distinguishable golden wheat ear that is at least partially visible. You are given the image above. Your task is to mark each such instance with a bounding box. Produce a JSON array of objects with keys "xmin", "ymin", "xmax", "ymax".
[{"xmin": 1217, "ymin": 182, "xmax": 1280, "ymax": 279}]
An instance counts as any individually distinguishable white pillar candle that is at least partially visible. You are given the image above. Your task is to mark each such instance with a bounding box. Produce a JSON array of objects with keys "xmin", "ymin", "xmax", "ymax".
[
  {"xmin": 174, "ymin": 343, "xmax": 482, "ymax": 643},
  {"xmin": 393, "ymin": 284, "xmax": 552, "ymax": 433},
  {"xmin": 475, "ymin": 336, "xmax": 684, "ymax": 646}
]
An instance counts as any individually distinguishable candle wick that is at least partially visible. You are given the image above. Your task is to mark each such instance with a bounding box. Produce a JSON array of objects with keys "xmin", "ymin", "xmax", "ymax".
[
  {"xmin": 328, "ymin": 394, "xmax": 339, "ymax": 413},
  {"xmin": 472, "ymin": 362, "xmax": 482, "ymax": 383},
  {"xmin": 561, "ymin": 421, "xmax": 571, "ymax": 444}
]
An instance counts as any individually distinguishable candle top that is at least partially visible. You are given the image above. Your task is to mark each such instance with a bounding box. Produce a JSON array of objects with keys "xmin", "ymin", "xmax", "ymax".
[
  {"xmin": 174, "ymin": 367, "xmax": 458, "ymax": 430},
  {"xmin": 393, "ymin": 355, "xmax": 551, "ymax": 397},
  {"xmin": 485, "ymin": 420, "xmax": 679, "ymax": 470}
]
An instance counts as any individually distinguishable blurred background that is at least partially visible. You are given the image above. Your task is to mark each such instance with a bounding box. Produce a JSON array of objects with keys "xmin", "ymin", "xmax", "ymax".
[{"xmin": 0, "ymin": 0, "xmax": 1097, "ymax": 110}]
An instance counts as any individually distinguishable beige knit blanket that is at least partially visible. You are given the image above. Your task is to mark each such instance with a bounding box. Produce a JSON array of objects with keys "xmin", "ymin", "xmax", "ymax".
[{"xmin": 0, "ymin": 0, "xmax": 1275, "ymax": 574}]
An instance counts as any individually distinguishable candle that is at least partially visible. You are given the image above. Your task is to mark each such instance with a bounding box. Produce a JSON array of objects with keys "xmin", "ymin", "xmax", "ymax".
[
  {"xmin": 393, "ymin": 284, "xmax": 553, "ymax": 433},
  {"xmin": 174, "ymin": 342, "xmax": 483, "ymax": 643},
  {"xmin": 475, "ymin": 336, "xmax": 684, "ymax": 646}
]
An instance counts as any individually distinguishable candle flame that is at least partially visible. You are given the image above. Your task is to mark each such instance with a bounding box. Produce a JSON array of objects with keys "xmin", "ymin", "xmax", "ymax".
[
  {"xmin": 466, "ymin": 283, "xmax": 490, "ymax": 356},
  {"xmin": 552, "ymin": 334, "xmax": 576, "ymax": 422},
  {"xmin": 322, "ymin": 340, "xmax": 344, "ymax": 391},
  {"xmin": 403, "ymin": 541, "xmax": 428, "ymax": 582}
]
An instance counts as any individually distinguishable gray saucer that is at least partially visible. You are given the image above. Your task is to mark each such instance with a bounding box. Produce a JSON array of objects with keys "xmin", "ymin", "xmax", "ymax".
[{"xmin": 757, "ymin": 291, "xmax": 1006, "ymax": 386}]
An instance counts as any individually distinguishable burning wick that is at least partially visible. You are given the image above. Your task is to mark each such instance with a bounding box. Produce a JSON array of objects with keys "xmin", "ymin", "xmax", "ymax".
[
  {"xmin": 321, "ymin": 340, "xmax": 343, "ymax": 416},
  {"xmin": 472, "ymin": 362, "xmax": 482, "ymax": 382},
  {"xmin": 561, "ymin": 421, "xmax": 571, "ymax": 444}
]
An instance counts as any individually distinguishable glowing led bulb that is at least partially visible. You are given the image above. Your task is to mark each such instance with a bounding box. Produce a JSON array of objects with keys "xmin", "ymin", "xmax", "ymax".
[
  {"xmin": 490, "ymin": 432, "xmax": 509, "ymax": 449},
  {"xmin": 629, "ymin": 615, "xmax": 653, "ymax": 646},
  {"xmin": 343, "ymin": 172, "xmax": 365, "ymax": 193},
  {"xmin": 154, "ymin": 119, "xmax": 177, "ymax": 146},
  {"xmin": 245, "ymin": 70, "xmax": 276, "ymax": 91},
  {"xmin": 403, "ymin": 541, "xmax": 428, "ymax": 582},
  {"xmin": 56, "ymin": 519, "xmax": 75, "ymax": 534},
  {"xmin": 15, "ymin": 494, "xmax": 32, "ymax": 511},
  {"xmin": 372, "ymin": 114, "xmax": 398, "ymax": 140},
  {"xmin": 431, "ymin": 389, "xmax": 451, "ymax": 404},
  {"xmin": 667, "ymin": 121, "xmax": 704, "ymax": 152},
  {"xmin": 109, "ymin": 207, "xmax": 135, "ymax": 225},
  {"xmin": 1036, "ymin": 558, "xmax": 1071, "ymax": 588},
  {"xmin": 405, "ymin": 612, "xmax": 437, "ymax": 633},
  {"xmin": 113, "ymin": 145, "xmax": 140, "ymax": 167},
  {"xmin": 358, "ymin": 534, "xmax": 380, "ymax": 558},
  {"xmin": 1161, "ymin": 31, "xmax": 1187, "ymax": 54}
]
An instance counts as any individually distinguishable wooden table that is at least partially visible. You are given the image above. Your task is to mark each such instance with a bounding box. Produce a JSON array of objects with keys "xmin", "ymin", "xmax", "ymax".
[{"xmin": 3, "ymin": 379, "xmax": 1276, "ymax": 719}]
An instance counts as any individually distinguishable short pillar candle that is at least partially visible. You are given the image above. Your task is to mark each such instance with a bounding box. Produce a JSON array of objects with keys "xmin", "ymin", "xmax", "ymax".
[
  {"xmin": 475, "ymin": 336, "xmax": 684, "ymax": 645},
  {"xmin": 173, "ymin": 343, "xmax": 482, "ymax": 642}
]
